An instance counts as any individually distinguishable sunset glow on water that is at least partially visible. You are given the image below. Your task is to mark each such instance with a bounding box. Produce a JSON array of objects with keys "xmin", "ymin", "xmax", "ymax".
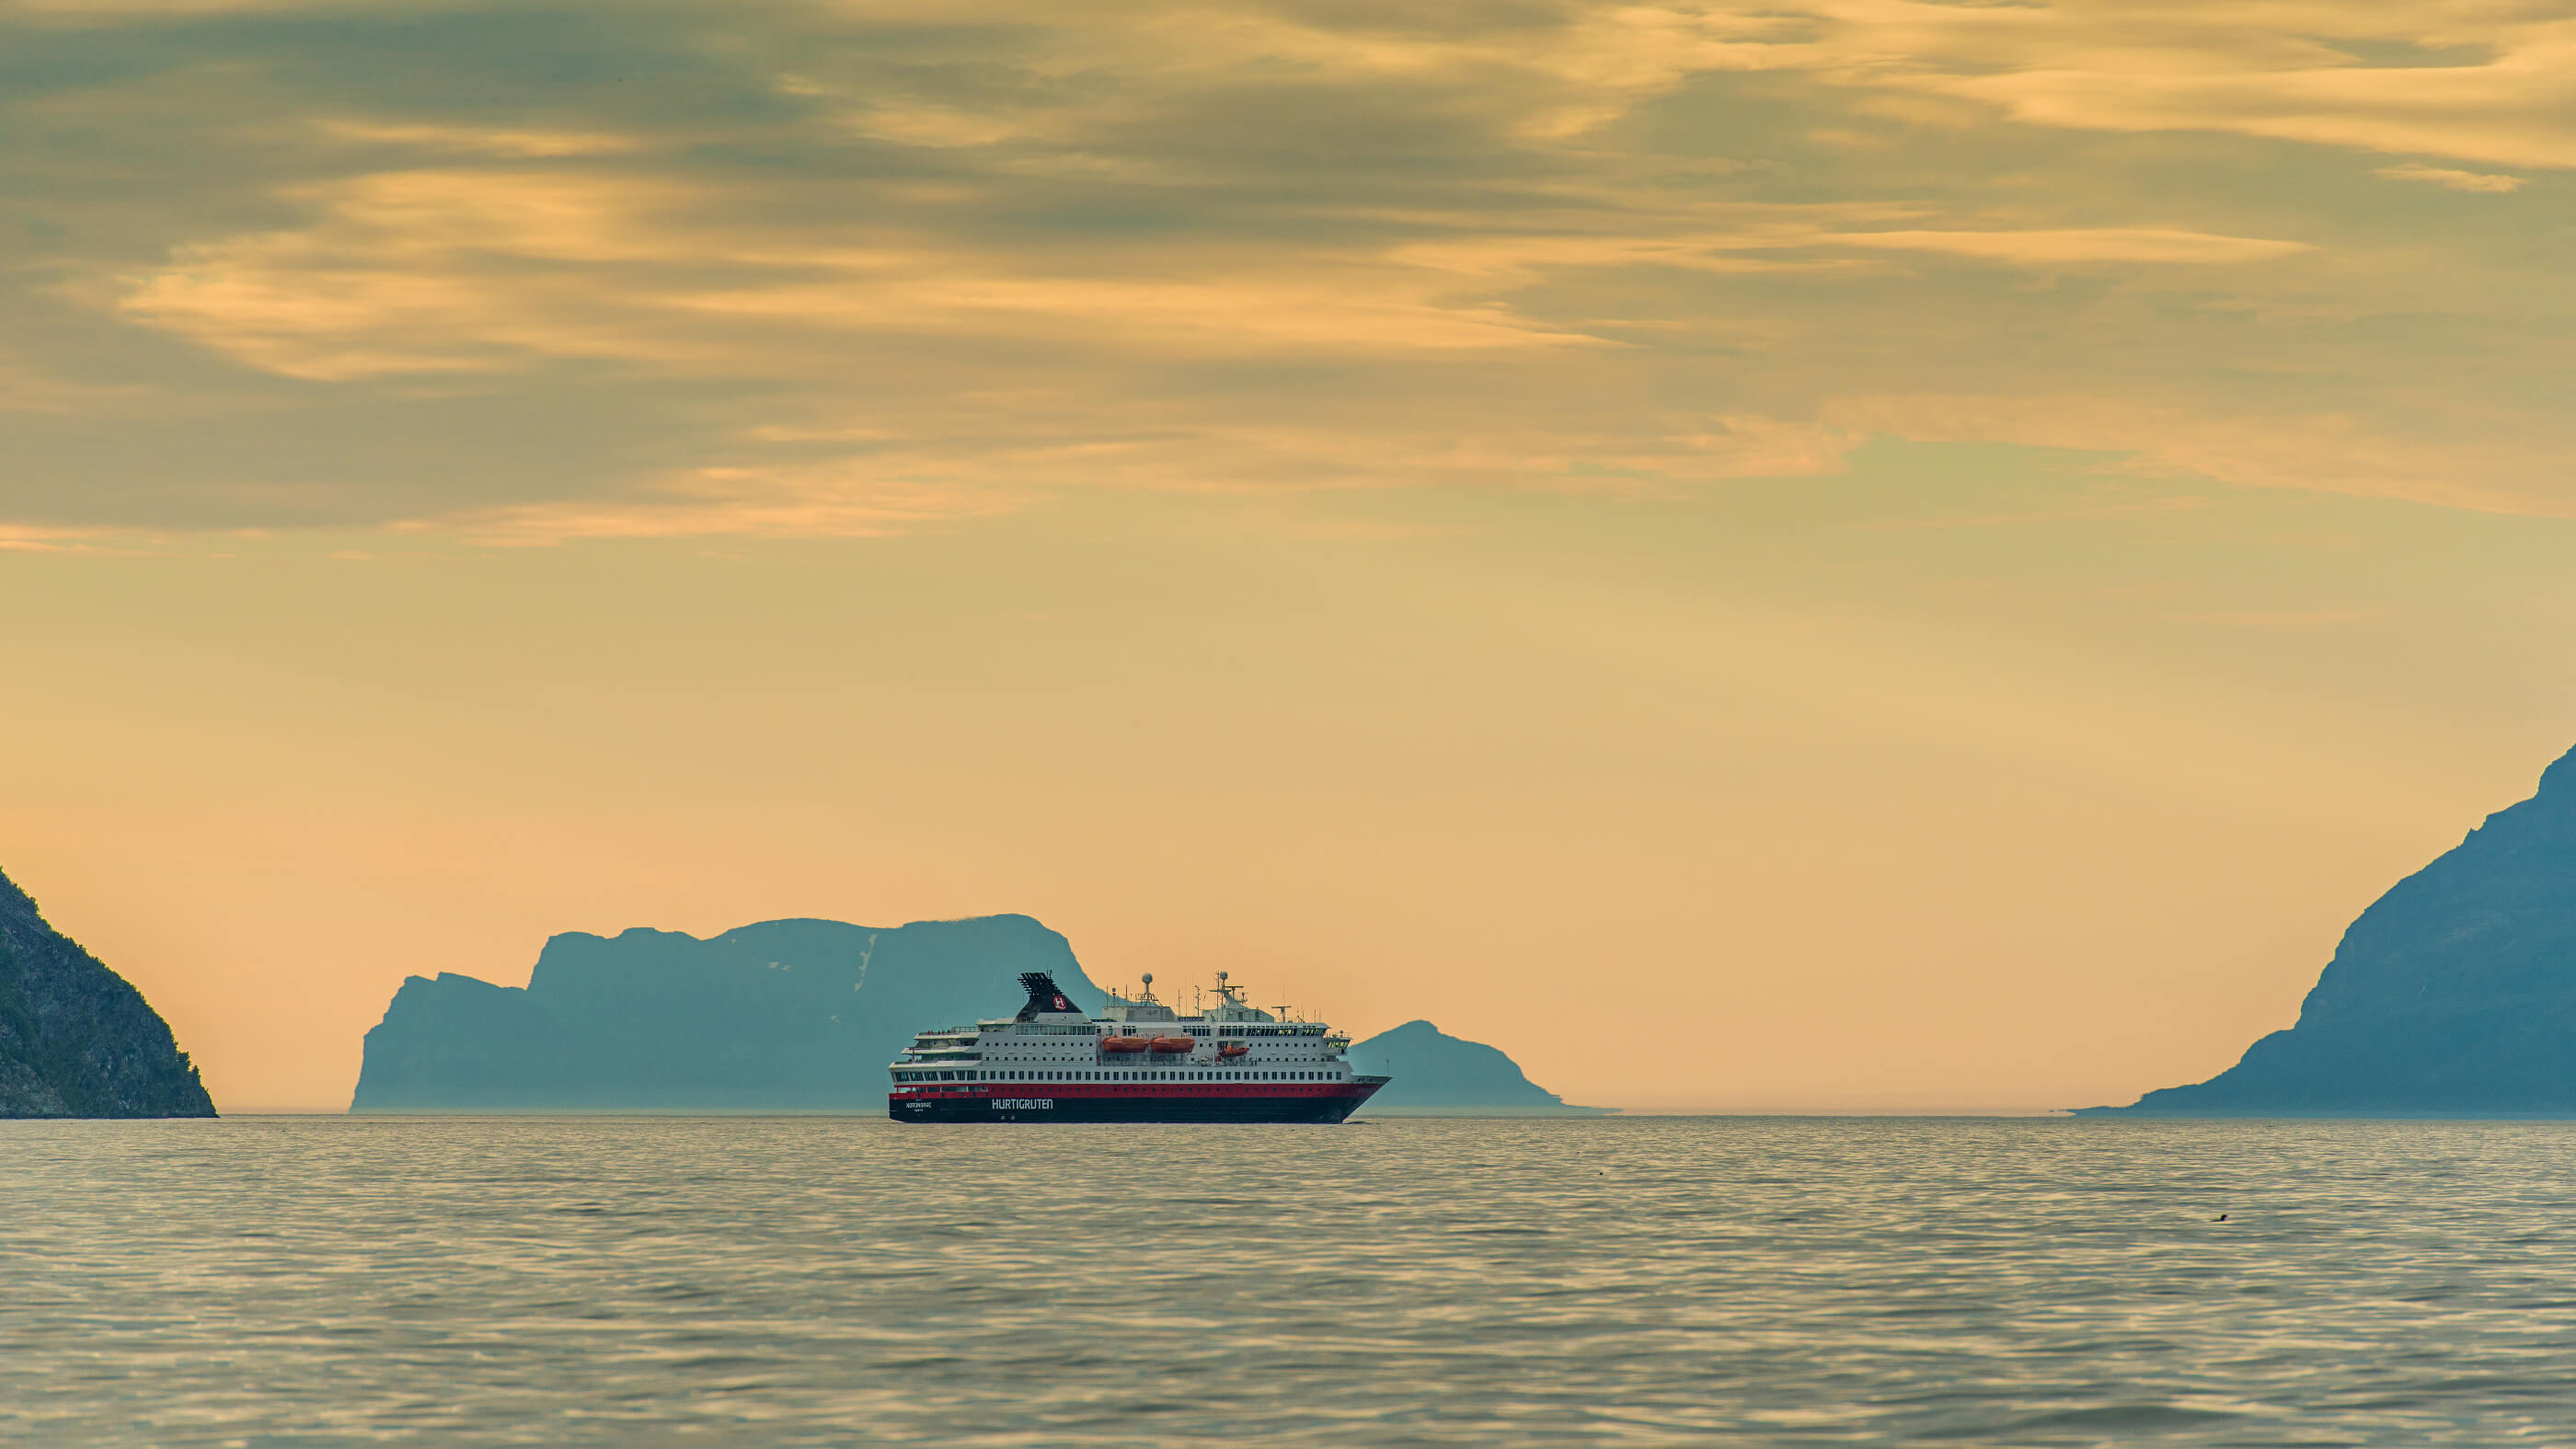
[{"xmin": 12, "ymin": 1115, "xmax": 2576, "ymax": 1446}]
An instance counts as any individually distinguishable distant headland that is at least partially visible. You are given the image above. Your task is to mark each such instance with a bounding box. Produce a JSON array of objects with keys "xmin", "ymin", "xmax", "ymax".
[
  {"xmin": 351, "ymin": 914, "xmax": 1600, "ymax": 1114},
  {"xmin": 0, "ymin": 867, "xmax": 215, "ymax": 1119},
  {"xmin": 2086, "ymin": 742, "xmax": 2576, "ymax": 1117},
  {"xmin": 1348, "ymin": 1020, "xmax": 1611, "ymax": 1115}
]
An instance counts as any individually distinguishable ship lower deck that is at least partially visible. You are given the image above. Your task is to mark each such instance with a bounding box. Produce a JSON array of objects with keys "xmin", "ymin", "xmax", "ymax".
[{"xmin": 891, "ymin": 1078, "xmax": 1385, "ymax": 1124}]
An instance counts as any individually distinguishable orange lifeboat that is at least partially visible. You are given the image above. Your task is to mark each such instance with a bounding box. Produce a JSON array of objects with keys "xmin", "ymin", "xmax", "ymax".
[
  {"xmin": 1217, "ymin": 1042, "xmax": 1248, "ymax": 1059},
  {"xmin": 1100, "ymin": 1036, "xmax": 1152, "ymax": 1053},
  {"xmin": 1149, "ymin": 1036, "xmax": 1195, "ymax": 1053}
]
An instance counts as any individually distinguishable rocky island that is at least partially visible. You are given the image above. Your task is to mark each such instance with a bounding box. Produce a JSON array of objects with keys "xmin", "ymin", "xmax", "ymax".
[
  {"xmin": 2087, "ymin": 742, "xmax": 2576, "ymax": 1116},
  {"xmin": 353, "ymin": 914, "xmax": 1098, "ymax": 1111},
  {"xmin": 1348, "ymin": 1019, "xmax": 1610, "ymax": 1114},
  {"xmin": 353, "ymin": 913, "xmax": 1590, "ymax": 1114},
  {"xmin": 0, "ymin": 867, "xmax": 216, "ymax": 1119}
]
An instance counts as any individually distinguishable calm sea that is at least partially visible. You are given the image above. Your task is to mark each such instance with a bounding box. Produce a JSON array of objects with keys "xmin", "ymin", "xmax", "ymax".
[{"xmin": 6, "ymin": 1115, "xmax": 2576, "ymax": 1446}]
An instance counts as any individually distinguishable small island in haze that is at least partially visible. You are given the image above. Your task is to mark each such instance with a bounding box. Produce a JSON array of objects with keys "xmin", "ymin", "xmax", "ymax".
[
  {"xmin": 353, "ymin": 914, "xmax": 1592, "ymax": 1115},
  {"xmin": 0, "ymin": 866, "xmax": 215, "ymax": 1119},
  {"xmin": 1348, "ymin": 1020, "xmax": 1611, "ymax": 1115},
  {"xmin": 2087, "ymin": 742, "xmax": 2576, "ymax": 1117}
]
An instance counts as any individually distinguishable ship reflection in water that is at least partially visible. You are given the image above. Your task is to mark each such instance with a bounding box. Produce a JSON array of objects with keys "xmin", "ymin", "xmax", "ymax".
[{"xmin": 888, "ymin": 971, "xmax": 1387, "ymax": 1123}]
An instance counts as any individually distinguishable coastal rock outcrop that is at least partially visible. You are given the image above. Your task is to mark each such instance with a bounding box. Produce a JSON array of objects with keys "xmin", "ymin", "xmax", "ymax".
[
  {"xmin": 353, "ymin": 914, "xmax": 1100, "ymax": 1111},
  {"xmin": 0, "ymin": 867, "xmax": 216, "ymax": 1119},
  {"xmin": 1348, "ymin": 1019, "xmax": 1609, "ymax": 1114},
  {"xmin": 355, "ymin": 914, "xmax": 1588, "ymax": 1115},
  {"xmin": 2088, "ymin": 742, "xmax": 2576, "ymax": 1116}
]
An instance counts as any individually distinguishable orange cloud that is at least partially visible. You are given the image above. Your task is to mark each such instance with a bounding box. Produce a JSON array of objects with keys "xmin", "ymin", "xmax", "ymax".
[
  {"xmin": 2376, "ymin": 162, "xmax": 2527, "ymax": 191},
  {"xmin": 24, "ymin": 0, "xmax": 2576, "ymax": 537},
  {"xmin": 1824, "ymin": 228, "xmax": 2314, "ymax": 265}
]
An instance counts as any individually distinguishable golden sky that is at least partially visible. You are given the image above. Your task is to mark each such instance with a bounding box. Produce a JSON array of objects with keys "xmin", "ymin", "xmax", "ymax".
[{"xmin": 5, "ymin": 0, "xmax": 2574, "ymax": 1110}]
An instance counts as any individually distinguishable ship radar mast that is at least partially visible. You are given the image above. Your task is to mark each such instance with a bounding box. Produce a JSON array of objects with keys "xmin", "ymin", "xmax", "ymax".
[{"xmin": 1205, "ymin": 970, "xmax": 1278, "ymax": 1023}]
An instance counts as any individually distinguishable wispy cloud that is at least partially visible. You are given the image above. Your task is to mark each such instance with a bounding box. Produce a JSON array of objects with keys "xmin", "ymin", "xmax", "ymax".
[
  {"xmin": 2156, "ymin": 608, "xmax": 2384, "ymax": 627},
  {"xmin": 433, "ymin": 467, "xmax": 1027, "ymax": 546},
  {"xmin": 1804, "ymin": 2, "xmax": 2576, "ymax": 171},
  {"xmin": 311, "ymin": 120, "xmax": 647, "ymax": 159},
  {"xmin": 1823, "ymin": 228, "xmax": 2314, "ymax": 265},
  {"xmin": 116, "ymin": 167, "xmax": 1622, "ymax": 384},
  {"xmin": 0, "ymin": 523, "xmax": 113, "ymax": 552},
  {"xmin": 2376, "ymin": 162, "xmax": 2527, "ymax": 192},
  {"xmin": 6, "ymin": 0, "xmax": 2574, "ymax": 538}
]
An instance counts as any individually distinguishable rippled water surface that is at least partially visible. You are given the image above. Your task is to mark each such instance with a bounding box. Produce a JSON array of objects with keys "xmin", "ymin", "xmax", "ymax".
[{"xmin": 9, "ymin": 1116, "xmax": 2576, "ymax": 1445}]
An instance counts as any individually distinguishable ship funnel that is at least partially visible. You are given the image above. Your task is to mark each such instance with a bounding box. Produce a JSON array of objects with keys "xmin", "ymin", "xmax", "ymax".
[{"xmin": 1015, "ymin": 972, "xmax": 1078, "ymax": 1021}]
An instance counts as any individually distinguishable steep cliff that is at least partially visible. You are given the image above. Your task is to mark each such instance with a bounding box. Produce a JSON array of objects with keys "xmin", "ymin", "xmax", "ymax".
[
  {"xmin": 2088, "ymin": 742, "xmax": 2576, "ymax": 1116},
  {"xmin": 1348, "ymin": 1019, "xmax": 1609, "ymax": 1114},
  {"xmin": 352, "ymin": 914, "xmax": 1103, "ymax": 1110},
  {"xmin": 0, "ymin": 867, "xmax": 216, "ymax": 1119}
]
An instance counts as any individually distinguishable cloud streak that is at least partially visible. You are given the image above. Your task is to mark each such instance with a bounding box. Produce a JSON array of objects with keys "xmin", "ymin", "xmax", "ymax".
[
  {"xmin": 4, "ymin": 0, "xmax": 2572, "ymax": 536},
  {"xmin": 2376, "ymin": 162, "xmax": 2526, "ymax": 191}
]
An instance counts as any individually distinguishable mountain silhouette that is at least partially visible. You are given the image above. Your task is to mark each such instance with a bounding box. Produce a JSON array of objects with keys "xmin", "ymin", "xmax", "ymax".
[
  {"xmin": 1348, "ymin": 1019, "xmax": 1609, "ymax": 1114},
  {"xmin": 0, "ymin": 867, "xmax": 215, "ymax": 1119},
  {"xmin": 352, "ymin": 914, "xmax": 1593, "ymax": 1115},
  {"xmin": 353, "ymin": 914, "xmax": 1098, "ymax": 1111},
  {"xmin": 2087, "ymin": 742, "xmax": 2576, "ymax": 1116}
]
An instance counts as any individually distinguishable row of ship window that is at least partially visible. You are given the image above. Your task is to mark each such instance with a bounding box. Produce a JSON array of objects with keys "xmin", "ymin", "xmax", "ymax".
[{"xmin": 901, "ymin": 1069, "xmax": 1339, "ymax": 1082}]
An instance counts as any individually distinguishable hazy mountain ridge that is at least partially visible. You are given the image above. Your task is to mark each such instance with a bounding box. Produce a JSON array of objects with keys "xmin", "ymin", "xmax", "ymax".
[
  {"xmin": 2087, "ymin": 742, "xmax": 2576, "ymax": 1116},
  {"xmin": 1348, "ymin": 1019, "xmax": 1610, "ymax": 1115},
  {"xmin": 351, "ymin": 914, "xmax": 1586, "ymax": 1114},
  {"xmin": 353, "ymin": 914, "xmax": 1097, "ymax": 1111},
  {"xmin": 0, "ymin": 867, "xmax": 216, "ymax": 1119}
]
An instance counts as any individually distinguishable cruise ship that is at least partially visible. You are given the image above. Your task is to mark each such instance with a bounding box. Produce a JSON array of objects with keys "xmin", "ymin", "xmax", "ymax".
[{"xmin": 887, "ymin": 971, "xmax": 1388, "ymax": 1122}]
